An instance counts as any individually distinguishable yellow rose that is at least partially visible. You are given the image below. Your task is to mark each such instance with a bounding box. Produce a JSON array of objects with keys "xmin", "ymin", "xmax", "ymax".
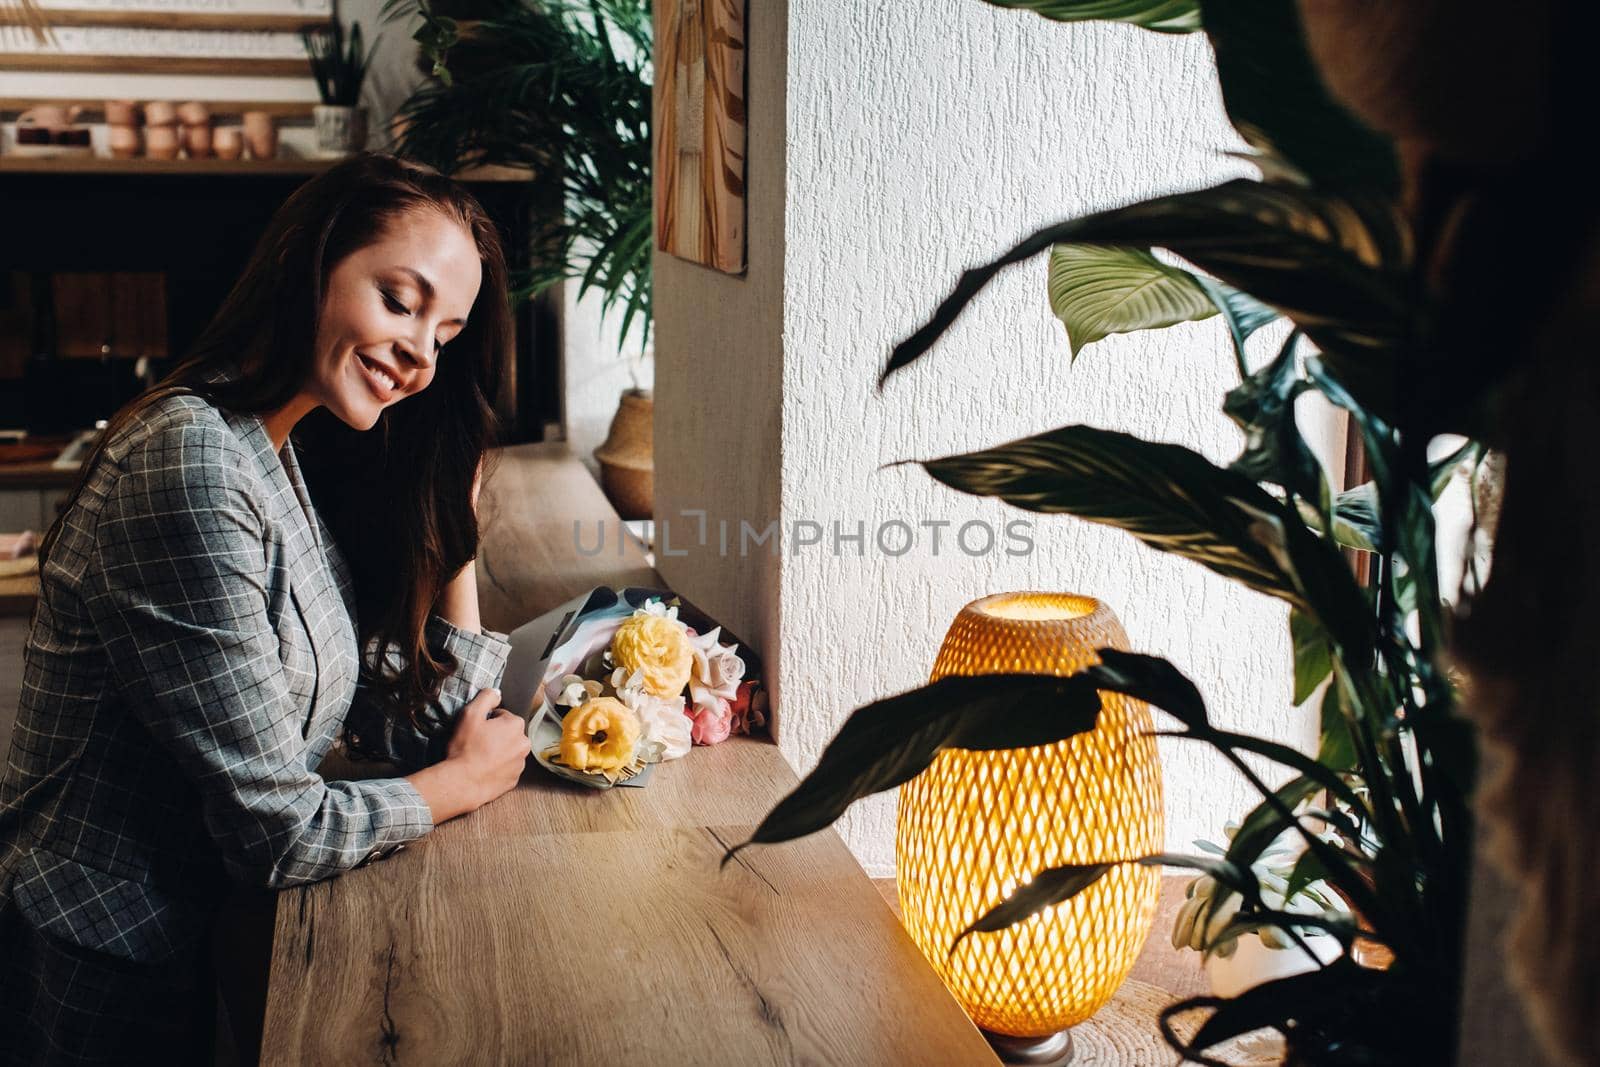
[
  {"xmin": 558, "ymin": 697, "xmax": 641, "ymax": 772},
  {"xmin": 611, "ymin": 615, "xmax": 694, "ymax": 697}
]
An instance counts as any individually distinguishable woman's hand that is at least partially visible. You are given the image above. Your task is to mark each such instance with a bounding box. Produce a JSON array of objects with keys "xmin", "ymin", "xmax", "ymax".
[{"xmin": 405, "ymin": 687, "xmax": 531, "ymax": 824}]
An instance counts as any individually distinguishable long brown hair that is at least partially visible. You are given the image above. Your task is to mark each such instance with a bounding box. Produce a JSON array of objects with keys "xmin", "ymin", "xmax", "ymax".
[{"xmin": 40, "ymin": 152, "xmax": 512, "ymax": 756}]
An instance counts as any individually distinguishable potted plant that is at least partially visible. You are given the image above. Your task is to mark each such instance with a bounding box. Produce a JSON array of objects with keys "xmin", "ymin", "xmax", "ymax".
[
  {"xmin": 385, "ymin": 0, "xmax": 654, "ymax": 513},
  {"xmin": 719, "ymin": 2, "xmax": 1498, "ymax": 1064},
  {"xmin": 303, "ymin": 18, "xmax": 378, "ymax": 158},
  {"xmin": 1172, "ymin": 824, "xmax": 1347, "ymax": 999}
]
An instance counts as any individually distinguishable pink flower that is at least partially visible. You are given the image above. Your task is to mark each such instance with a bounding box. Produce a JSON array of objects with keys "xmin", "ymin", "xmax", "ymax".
[
  {"xmin": 688, "ymin": 625, "xmax": 746, "ymax": 709},
  {"xmin": 688, "ymin": 695, "xmax": 733, "ymax": 745}
]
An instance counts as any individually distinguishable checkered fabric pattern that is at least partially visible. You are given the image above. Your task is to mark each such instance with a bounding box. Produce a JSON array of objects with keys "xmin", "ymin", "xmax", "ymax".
[{"xmin": 0, "ymin": 386, "xmax": 511, "ymax": 1062}]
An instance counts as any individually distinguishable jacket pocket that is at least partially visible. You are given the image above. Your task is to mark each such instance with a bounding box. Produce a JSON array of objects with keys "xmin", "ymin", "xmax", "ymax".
[{"xmin": 8, "ymin": 848, "xmax": 207, "ymax": 964}]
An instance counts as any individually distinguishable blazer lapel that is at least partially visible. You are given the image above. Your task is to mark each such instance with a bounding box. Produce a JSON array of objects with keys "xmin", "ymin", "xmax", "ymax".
[{"xmin": 222, "ymin": 408, "xmax": 353, "ymax": 732}]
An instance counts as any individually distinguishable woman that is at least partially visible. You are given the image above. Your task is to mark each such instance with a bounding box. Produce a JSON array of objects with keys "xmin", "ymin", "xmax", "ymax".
[{"xmin": 0, "ymin": 154, "xmax": 532, "ymax": 1064}]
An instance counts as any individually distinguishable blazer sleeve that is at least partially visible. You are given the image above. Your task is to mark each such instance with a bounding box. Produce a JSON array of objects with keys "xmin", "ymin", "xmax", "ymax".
[
  {"xmin": 342, "ymin": 615, "xmax": 513, "ymax": 773},
  {"xmin": 83, "ymin": 418, "xmax": 434, "ymax": 889}
]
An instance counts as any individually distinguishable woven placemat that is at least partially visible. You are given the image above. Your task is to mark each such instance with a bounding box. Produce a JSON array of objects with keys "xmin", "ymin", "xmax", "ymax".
[{"xmin": 1070, "ymin": 978, "xmax": 1284, "ymax": 1065}]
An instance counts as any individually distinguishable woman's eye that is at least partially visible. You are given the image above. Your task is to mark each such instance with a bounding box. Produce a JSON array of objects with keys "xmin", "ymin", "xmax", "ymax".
[{"xmin": 380, "ymin": 288, "xmax": 412, "ymax": 316}]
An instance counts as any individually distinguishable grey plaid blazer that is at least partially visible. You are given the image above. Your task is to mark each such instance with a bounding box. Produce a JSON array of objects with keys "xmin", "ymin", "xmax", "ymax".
[{"xmin": 0, "ymin": 386, "xmax": 511, "ymax": 973}]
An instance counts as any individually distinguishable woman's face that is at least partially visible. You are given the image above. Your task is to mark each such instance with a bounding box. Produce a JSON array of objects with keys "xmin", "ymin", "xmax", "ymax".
[{"xmin": 309, "ymin": 208, "xmax": 484, "ymax": 430}]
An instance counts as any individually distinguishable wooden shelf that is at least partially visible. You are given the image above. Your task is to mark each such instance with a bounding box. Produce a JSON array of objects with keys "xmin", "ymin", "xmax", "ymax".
[
  {"xmin": 1, "ymin": 99, "xmax": 317, "ymax": 119},
  {"xmin": 0, "ymin": 156, "xmax": 535, "ymax": 181},
  {"xmin": 0, "ymin": 55, "xmax": 309, "ymax": 76},
  {"xmin": 0, "ymin": 10, "xmax": 330, "ymax": 31}
]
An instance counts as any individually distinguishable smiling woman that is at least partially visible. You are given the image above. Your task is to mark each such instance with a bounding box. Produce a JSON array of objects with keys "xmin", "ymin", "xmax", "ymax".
[
  {"xmin": 281, "ymin": 217, "xmax": 482, "ymax": 440},
  {"xmin": 0, "ymin": 154, "xmax": 532, "ymax": 1065}
]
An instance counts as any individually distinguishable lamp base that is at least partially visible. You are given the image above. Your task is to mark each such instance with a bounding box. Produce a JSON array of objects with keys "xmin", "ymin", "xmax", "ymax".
[{"xmin": 981, "ymin": 1028, "xmax": 1074, "ymax": 1065}]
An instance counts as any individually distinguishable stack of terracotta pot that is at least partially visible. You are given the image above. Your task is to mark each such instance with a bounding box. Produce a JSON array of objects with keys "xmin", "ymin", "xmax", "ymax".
[{"xmin": 103, "ymin": 101, "xmax": 278, "ymax": 161}]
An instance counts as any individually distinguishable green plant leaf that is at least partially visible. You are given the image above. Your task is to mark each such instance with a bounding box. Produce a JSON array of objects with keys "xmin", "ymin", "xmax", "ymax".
[
  {"xmin": 1321, "ymin": 439, "xmax": 1481, "ymax": 556},
  {"xmin": 1213, "ymin": 910, "xmax": 1359, "ymax": 953},
  {"xmin": 1193, "ymin": 274, "xmax": 1277, "ymax": 373},
  {"xmin": 1290, "ymin": 607, "xmax": 1332, "ymax": 706},
  {"xmin": 1283, "ymin": 846, "xmax": 1334, "ymax": 908},
  {"xmin": 912, "ymin": 424, "xmax": 1302, "ymax": 606},
  {"xmin": 980, "ymin": 0, "xmax": 1200, "ymax": 33},
  {"xmin": 883, "ymin": 179, "xmax": 1410, "ymax": 422},
  {"xmin": 1159, "ymin": 959, "xmax": 1424, "ymax": 1062},
  {"xmin": 1082, "ymin": 648, "xmax": 1209, "ymax": 730},
  {"xmin": 1185, "ymin": 958, "xmax": 1359, "ymax": 1050},
  {"xmin": 1262, "ymin": 497, "xmax": 1376, "ymax": 667},
  {"xmin": 1198, "ymin": 0, "xmax": 1399, "ymax": 191},
  {"xmin": 722, "ymin": 673, "xmax": 1102, "ymax": 863},
  {"xmin": 950, "ymin": 863, "xmax": 1115, "ymax": 955},
  {"xmin": 1154, "ymin": 725, "xmax": 1368, "ymax": 816},
  {"xmin": 1317, "ymin": 482, "xmax": 1379, "ymax": 552},
  {"xmin": 1314, "ymin": 684, "xmax": 1360, "ymax": 802},
  {"xmin": 1223, "ymin": 777, "xmax": 1324, "ymax": 885},
  {"xmin": 1224, "ymin": 329, "xmax": 1328, "ymax": 516},
  {"xmin": 1046, "ymin": 244, "xmax": 1218, "ymax": 359},
  {"xmin": 953, "ymin": 852, "xmax": 1257, "ymax": 953}
]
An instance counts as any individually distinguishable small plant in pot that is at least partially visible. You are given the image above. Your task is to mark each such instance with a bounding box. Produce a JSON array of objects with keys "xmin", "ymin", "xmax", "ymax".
[
  {"xmin": 303, "ymin": 19, "xmax": 378, "ymax": 158},
  {"xmin": 1173, "ymin": 822, "xmax": 1348, "ymax": 999}
]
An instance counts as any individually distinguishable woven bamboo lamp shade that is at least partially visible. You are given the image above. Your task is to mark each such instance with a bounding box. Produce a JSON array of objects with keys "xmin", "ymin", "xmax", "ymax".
[{"xmin": 895, "ymin": 593, "xmax": 1164, "ymax": 1063}]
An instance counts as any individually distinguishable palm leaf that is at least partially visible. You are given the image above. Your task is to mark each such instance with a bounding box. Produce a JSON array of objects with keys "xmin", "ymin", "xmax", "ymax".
[{"xmin": 910, "ymin": 424, "xmax": 1302, "ymax": 606}]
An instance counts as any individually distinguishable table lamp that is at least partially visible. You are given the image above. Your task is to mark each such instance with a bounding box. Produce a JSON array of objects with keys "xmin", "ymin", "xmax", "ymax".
[{"xmin": 896, "ymin": 592, "xmax": 1164, "ymax": 1065}]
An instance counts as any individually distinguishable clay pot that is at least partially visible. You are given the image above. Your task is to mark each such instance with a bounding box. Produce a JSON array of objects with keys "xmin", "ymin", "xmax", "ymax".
[
  {"xmin": 312, "ymin": 104, "xmax": 367, "ymax": 158},
  {"xmin": 108, "ymin": 125, "xmax": 142, "ymax": 158},
  {"xmin": 593, "ymin": 388, "xmax": 654, "ymax": 520},
  {"xmin": 183, "ymin": 123, "xmax": 212, "ymax": 158},
  {"xmin": 241, "ymin": 111, "xmax": 277, "ymax": 160},
  {"xmin": 175, "ymin": 101, "xmax": 209, "ymax": 126},
  {"xmin": 103, "ymin": 100, "xmax": 138, "ymax": 126},
  {"xmin": 144, "ymin": 125, "xmax": 179, "ymax": 159},
  {"xmin": 144, "ymin": 100, "xmax": 177, "ymax": 127},
  {"xmin": 18, "ymin": 104, "xmax": 78, "ymax": 128},
  {"xmin": 213, "ymin": 126, "xmax": 243, "ymax": 160}
]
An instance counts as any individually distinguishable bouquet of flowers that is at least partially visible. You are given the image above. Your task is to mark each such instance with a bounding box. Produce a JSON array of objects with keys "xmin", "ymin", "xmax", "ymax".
[{"xmin": 523, "ymin": 590, "xmax": 766, "ymax": 787}]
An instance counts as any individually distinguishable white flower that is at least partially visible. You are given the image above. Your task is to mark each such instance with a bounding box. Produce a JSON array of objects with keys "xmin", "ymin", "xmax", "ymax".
[
  {"xmin": 613, "ymin": 677, "xmax": 691, "ymax": 761},
  {"xmin": 688, "ymin": 626, "xmax": 745, "ymax": 706},
  {"xmin": 552, "ymin": 674, "xmax": 602, "ymax": 708},
  {"xmin": 631, "ymin": 597, "xmax": 679, "ymax": 622}
]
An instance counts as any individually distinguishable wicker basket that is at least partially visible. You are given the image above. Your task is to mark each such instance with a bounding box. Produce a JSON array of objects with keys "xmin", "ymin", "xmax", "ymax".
[{"xmin": 593, "ymin": 388, "xmax": 653, "ymax": 520}]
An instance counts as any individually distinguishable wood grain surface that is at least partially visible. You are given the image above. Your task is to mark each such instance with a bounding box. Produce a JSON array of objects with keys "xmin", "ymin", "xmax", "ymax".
[
  {"xmin": 654, "ymin": 0, "xmax": 747, "ymax": 275},
  {"xmin": 473, "ymin": 442, "xmax": 658, "ymax": 636},
  {"xmin": 261, "ymin": 442, "xmax": 997, "ymax": 1065}
]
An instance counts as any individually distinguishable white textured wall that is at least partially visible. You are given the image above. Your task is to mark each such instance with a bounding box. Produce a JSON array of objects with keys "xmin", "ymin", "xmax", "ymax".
[
  {"xmin": 652, "ymin": 0, "xmax": 787, "ymax": 705},
  {"xmin": 652, "ymin": 2, "xmax": 1336, "ymax": 878},
  {"xmin": 778, "ymin": 5, "xmax": 1330, "ymax": 876}
]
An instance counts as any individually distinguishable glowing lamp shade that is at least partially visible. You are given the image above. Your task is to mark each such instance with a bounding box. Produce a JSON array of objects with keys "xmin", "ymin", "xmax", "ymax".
[{"xmin": 895, "ymin": 593, "xmax": 1164, "ymax": 1051}]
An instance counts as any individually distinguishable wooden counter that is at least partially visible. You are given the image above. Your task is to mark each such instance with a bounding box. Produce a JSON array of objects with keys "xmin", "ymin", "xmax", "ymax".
[{"xmin": 259, "ymin": 441, "xmax": 998, "ymax": 1065}]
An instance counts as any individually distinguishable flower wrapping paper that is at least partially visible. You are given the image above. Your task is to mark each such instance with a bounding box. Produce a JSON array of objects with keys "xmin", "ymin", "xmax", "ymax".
[{"xmin": 497, "ymin": 586, "xmax": 768, "ymax": 789}]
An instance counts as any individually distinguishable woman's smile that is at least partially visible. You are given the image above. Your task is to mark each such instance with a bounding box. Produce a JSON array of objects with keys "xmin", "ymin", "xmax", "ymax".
[{"xmin": 355, "ymin": 351, "xmax": 404, "ymax": 400}]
